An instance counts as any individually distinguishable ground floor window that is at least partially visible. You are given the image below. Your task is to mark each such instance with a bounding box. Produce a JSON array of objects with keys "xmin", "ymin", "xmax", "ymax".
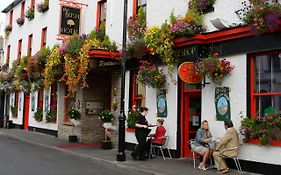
[
  {"xmin": 250, "ymin": 50, "xmax": 281, "ymax": 117},
  {"xmin": 130, "ymin": 70, "xmax": 146, "ymax": 110}
]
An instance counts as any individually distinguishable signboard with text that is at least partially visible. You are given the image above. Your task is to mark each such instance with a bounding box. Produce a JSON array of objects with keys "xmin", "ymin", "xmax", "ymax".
[{"xmin": 60, "ymin": 6, "xmax": 81, "ymax": 35}]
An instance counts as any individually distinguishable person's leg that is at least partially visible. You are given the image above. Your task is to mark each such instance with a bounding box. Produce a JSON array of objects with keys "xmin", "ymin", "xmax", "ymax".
[
  {"xmin": 213, "ymin": 151, "xmax": 228, "ymax": 171},
  {"xmin": 200, "ymin": 149, "xmax": 210, "ymax": 170},
  {"xmin": 138, "ymin": 134, "xmax": 147, "ymax": 160}
]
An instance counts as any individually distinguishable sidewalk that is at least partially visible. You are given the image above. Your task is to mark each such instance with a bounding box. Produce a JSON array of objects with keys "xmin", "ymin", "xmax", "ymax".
[{"xmin": 0, "ymin": 129, "xmax": 258, "ymax": 175}]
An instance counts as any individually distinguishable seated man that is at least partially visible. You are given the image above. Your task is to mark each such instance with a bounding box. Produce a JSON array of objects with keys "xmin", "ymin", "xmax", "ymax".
[{"xmin": 213, "ymin": 119, "xmax": 240, "ymax": 174}]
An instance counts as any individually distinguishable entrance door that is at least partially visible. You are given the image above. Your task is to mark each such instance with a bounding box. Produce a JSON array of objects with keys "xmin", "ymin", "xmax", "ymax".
[
  {"xmin": 23, "ymin": 94, "xmax": 30, "ymax": 130},
  {"xmin": 180, "ymin": 83, "xmax": 201, "ymax": 157}
]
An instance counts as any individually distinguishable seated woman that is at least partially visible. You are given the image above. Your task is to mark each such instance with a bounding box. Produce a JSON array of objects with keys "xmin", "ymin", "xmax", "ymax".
[
  {"xmin": 192, "ymin": 120, "xmax": 213, "ymax": 171},
  {"xmin": 145, "ymin": 119, "xmax": 166, "ymax": 155}
]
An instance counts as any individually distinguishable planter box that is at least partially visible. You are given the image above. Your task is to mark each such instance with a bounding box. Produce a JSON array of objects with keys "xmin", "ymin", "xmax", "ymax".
[
  {"xmin": 247, "ymin": 139, "xmax": 281, "ymax": 146},
  {"xmin": 126, "ymin": 128, "xmax": 135, "ymax": 132}
]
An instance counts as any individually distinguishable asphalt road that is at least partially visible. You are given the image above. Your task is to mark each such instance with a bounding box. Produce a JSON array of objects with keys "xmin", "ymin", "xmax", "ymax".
[{"xmin": 0, "ymin": 135, "xmax": 149, "ymax": 175}]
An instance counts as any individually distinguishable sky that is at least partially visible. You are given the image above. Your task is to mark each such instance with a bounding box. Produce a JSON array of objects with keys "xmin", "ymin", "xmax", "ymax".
[{"xmin": 0, "ymin": 0, "xmax": 14, "ymax": 36}]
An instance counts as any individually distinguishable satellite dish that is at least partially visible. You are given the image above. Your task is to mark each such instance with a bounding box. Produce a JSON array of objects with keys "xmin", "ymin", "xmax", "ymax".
[{"xmin": 210, "ymin": 18, "xmax": 230, "ymax": 30}]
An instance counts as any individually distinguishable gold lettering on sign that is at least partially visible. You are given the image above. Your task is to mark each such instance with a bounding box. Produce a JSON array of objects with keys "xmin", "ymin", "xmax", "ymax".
[
  {"xmin": 61, "ymin": 28, "xmax": 78, "ymax": 34},
  {"xmin": 176, "ymin": 47, "xmax": 197, "ymax": 57}
]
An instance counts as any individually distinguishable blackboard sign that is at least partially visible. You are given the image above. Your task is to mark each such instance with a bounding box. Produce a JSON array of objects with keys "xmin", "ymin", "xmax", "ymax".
[{"xmin": 60, "ymin": 6, "xmax": 80, "ymax": 35}]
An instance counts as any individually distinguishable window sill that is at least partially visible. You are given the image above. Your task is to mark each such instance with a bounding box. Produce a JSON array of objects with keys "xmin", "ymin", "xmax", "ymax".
[
  {"xmin": 247, "ymin": 139, "xmax": 281, "ymax": 146},
  {"xmin": 126, "ymin": 128, "xmax": 135, "ymax": 132}
]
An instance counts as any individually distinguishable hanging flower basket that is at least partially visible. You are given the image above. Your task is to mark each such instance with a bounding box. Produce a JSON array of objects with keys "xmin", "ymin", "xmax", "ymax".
[
  {"xmin": 37, "ymin": 0, "xmax": 49, "ymax": 13},
  {"xmin": 25, "ymin": 6, "xmax": 35, "ymax": 21},
  {"xmin": 16, "ymin": 17, "xmax": 25, "ymax": 26},
  {"xmin": 137, "ymin": 60, "xmax": 166, "ymax": 89},
  {"xmin": 196, "ymin": 53, "xmax": 234, "ymax": 86}
]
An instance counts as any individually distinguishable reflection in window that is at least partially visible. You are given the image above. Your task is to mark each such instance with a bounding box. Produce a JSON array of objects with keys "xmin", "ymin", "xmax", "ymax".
[
  {"xmin": 137, "ymin": 0, "xmax": 146, "ymax": 15},
  {"xmin": 131, "ymin": 71, "xmax": 146, "ymax": 110}
]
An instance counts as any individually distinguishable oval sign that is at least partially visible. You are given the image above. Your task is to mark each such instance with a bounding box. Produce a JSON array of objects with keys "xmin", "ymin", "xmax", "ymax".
[{"xmin": 178, "ymin": 62, "xmax": 203, "ymax": 84}]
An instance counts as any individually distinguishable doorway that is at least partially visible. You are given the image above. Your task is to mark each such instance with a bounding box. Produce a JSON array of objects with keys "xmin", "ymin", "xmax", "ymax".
[{"xmin": 180, "ymin": 82, "xmax": 201, "ymax": 157}]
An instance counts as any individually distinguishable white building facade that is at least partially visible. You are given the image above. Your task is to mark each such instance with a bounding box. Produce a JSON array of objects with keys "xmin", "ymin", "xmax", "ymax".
[{"xmin": 2, "ymin": 0, "xmax": 281, "ymax": 174}]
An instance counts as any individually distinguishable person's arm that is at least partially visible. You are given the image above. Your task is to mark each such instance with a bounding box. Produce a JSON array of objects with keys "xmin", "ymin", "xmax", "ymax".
[
  {"xmin": 135, "ymin": 123, "xmax": 148, "ymax": 128},
  {"xmin": 215, "ymin": 129, "xmax": 232, "ymax": 151}
]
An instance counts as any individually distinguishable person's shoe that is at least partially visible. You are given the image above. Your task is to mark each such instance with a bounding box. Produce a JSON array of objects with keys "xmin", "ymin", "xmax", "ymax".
[
  {"xmin": 219, "ymin": 168, "xmax": 229, "ymax": 174},
  {"xmin": 131, "ymin": 153, "xmax": 137, "ymax": 160}
]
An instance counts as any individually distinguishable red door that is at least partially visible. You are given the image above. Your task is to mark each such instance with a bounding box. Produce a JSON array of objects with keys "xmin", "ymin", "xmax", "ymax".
[
  {"xmin": 180, "ymin": 83, "xmax": 201, "ymax": 157},
  {"xmin": 23, "ymin": 94, "xmax": 30, "ymax": 130}
]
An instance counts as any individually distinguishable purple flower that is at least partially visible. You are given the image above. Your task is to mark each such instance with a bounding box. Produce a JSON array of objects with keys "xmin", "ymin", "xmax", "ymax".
[
  {"xmin": 265, "ymin": 11, "xmax": 279, "ymax": 31},
  {"xmin": 59, "ymin": 43, "xmax": 67, "ymax": 56}
]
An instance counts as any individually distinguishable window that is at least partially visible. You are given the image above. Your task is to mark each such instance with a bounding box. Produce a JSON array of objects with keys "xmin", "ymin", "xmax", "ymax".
[
  {"xmin": 6, "ymin": 45, "xmax": 11, "ymax": 64},
  {"xmin": 38, "ymin": 89, "xmax": 43, "ymax": 109},
  {"xmin": 41, "ymin": 27, "xmax": 47, "ymax": 48},
  {"xmin": 27, "ymin": 34, "xmax": 33, "ymax": 56},
  {"xmin": 21, "ymin": 1, "xmax": 25, "ymax": 18},
  {"xmin": 133, "ymin": 0, "xmax": 146, "ymax": 16},
  {"xmin": 9, "ymin": 10, "xmax": 13, "ymax": 26},
  {"xmin": 51, "ymin": 85, "xmax": 57, "ymax": 108},
  {"xmin": 250, "ymin": 50, "xmax": 281, "ymax": 117},
  {"xmin": 130, "ymin": 71, "xmax": 146, "ymax": 110},
  {"xmin": 96, "ymin": 0, "xmax": 107, "ymax": 31},
  {"xmin": 31, "ymin": 0, "xmax": 35, "ymax": 8},
  {"xmin": 17, "ymin": 39, "xmax": 22, "ymax": 60}
]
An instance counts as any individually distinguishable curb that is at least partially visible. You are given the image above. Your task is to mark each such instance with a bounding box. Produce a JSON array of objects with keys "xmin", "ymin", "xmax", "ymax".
[{"xmin": 0, "ymin": 131, "xmax": 161, "ymax": 175}]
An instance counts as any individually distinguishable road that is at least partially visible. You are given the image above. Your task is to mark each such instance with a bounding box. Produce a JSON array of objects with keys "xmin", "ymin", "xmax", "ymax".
[{"xmin": 0, "ymin": 135, "xmax": 148, "ymax": 175}]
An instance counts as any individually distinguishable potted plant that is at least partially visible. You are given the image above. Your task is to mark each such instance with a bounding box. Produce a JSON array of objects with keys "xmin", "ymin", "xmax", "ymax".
[
  {"xmin": 34, "ymin": 107, "xmax": 43, "ymax": 122},
  {"xmin": 16, "ymin": 17, "xmax": 25, "ymax": 26},
  {"xmin": 37, "ymin": 0, "xmax": 49, "ymax": 13},
  {"xmin": 99, "ymin": 110, "xmax": 114, "ymax": 149},
  {"xmin": 68, "ymin": 108, "xmax": 81, "ymax": 143},
  {"xmin": 10, "ymin": 106, "xmax": 18, "ymax": 118},
  {"xmin": 45, "ymin": 107, "xmax": 57, "ymax": 123},
  {"xmin": 127, "ymin": 107, "xmax": 139, "ymax": 128},
  {"xmin": 189, "ymin": 0, "xmax": 216, "ymax": 13}
]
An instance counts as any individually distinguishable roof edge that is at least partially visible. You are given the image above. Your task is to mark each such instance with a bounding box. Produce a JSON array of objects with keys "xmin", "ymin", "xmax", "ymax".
[{"xmin": 1, "ymin": 0, "xmax": 22, "ymax": 13}]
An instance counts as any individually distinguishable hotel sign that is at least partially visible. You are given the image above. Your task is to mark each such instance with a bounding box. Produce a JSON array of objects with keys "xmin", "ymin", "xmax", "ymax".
[{"xmin": 60, "ymin": 6, "xmax": 80, "ymax": 35}]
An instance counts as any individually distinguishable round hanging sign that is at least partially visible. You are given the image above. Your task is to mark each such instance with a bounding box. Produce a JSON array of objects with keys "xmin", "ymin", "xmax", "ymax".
[{"xmin": 178, "ymin": 62, "xmax": 203, "ymax": 84}]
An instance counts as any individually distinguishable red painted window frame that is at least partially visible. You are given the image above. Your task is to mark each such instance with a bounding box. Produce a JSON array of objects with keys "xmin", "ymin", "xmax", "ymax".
[
  {"xmin": 38, "ymin": 90, "xmax": 43, "ymax": 109},
  {"xmin": 96, "ymin": 0, "xmax": 106, "ymax": 30},
  {"xmin": 41, "ymin": 27, "xmax": 47, "ymax": 48},
  {"xmin": 27, "ymin": 34, "xmax": 33, "ymax": 56},
  {"xmin": 9, "ymin": 10, "xmax": 13, "ymax": 26},
  {"xmin": 20, "ymin": 1, "xmax": 25, "ymax": 18},
  {"xmin": 15, "ymin": 92, "xmax": 19, "ymax": 108},
  {"xmin": 30, "ymin": 0, "xmax": 35, "ymax": 8},
  {"xmin": 130, "ymin": 70, "xmax": 146, "ymax": 108},
  {"xmin": 17, "ymin": 39, "xmax": 22, "ymax": 60},
  {"xmin": 249, "ymin": 50, "xmax": 281, "ymax": 146},
  {"xmin": 6, "ymin": 45, "xmax": 11, "ymax": 64},
  {"xmin": 133, "ymin": 0, "xmax": 146, "ymax": 16}
]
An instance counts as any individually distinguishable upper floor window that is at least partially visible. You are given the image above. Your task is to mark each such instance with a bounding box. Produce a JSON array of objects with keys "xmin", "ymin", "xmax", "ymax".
[
  {"xmin": 97, "ymin": 0, "xmax": 107, "ymax": 31},
  {"xmin": 17, "ymin": 39, "xmax": 22, "ymax": 60},
  {"xmin": 135, "ymin": 0, "xmax": 146, "ymax": 16},
  {"xmin": 6, "ymin": 45, "xmax": 11, "ymax": 65},
  {"xmin": 250, "ymin": 50, "xmax": 281, "ymax": 117},
  {"xmin": 130, "ymin": 71, "xmax": 146, "ymax": 110},
  {"xmin": 9, "ymin": 10, "xmax": 13, "ymax": 26},
  {"xmin": 41, "ymin": 27, "xmax": 47, "ymax": 48},
  {"xmin": 31, "ymin": 0, "xmax": 35, "ymax": 8},
  {"xmin": 28, "ymin": 34, "xmax": 33, "ymax": 56},
  {"xmin": 21, "ymin": 1, "xmax": 25, "ymax": 18}
]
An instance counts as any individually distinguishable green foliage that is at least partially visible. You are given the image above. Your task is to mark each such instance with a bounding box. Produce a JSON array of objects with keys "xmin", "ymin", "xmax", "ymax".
[
  {"xmin": 25, "ymin": 6, "xmax": 35, "ymax": 21},
  {"xmin": 34, "ymin": 107, "xmax": 43, "ymax": 122},
  {"xmin": 127, "ymin": 109, "xmax": 139, "ymax": 128},
  {"xmin": 99, "ymin": 110, "xmax": 114, "ymax": 122},
  {"xmin": 46, "ymin": 107, "xmax": 57, "ymax": 123},
  {"xmin": 10, "ymin": 106, "xmax": 18, "ymax": 117},
  {"xmin": 66, "ymin": 33, "xmax": 84, "ymax": 58},
  {"xmin": 240, "ymin": 112, "xmax": 281, "ymax": 146},
  {"xmin": 68, "ymin": 108, "xmax": 81, "ymax": 120}
]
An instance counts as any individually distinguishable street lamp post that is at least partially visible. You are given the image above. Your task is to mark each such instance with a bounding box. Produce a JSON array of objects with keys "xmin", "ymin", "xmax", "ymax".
[{"xmin": 116, "ymin": 0, "xmax": 128, "ymax": 162}]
